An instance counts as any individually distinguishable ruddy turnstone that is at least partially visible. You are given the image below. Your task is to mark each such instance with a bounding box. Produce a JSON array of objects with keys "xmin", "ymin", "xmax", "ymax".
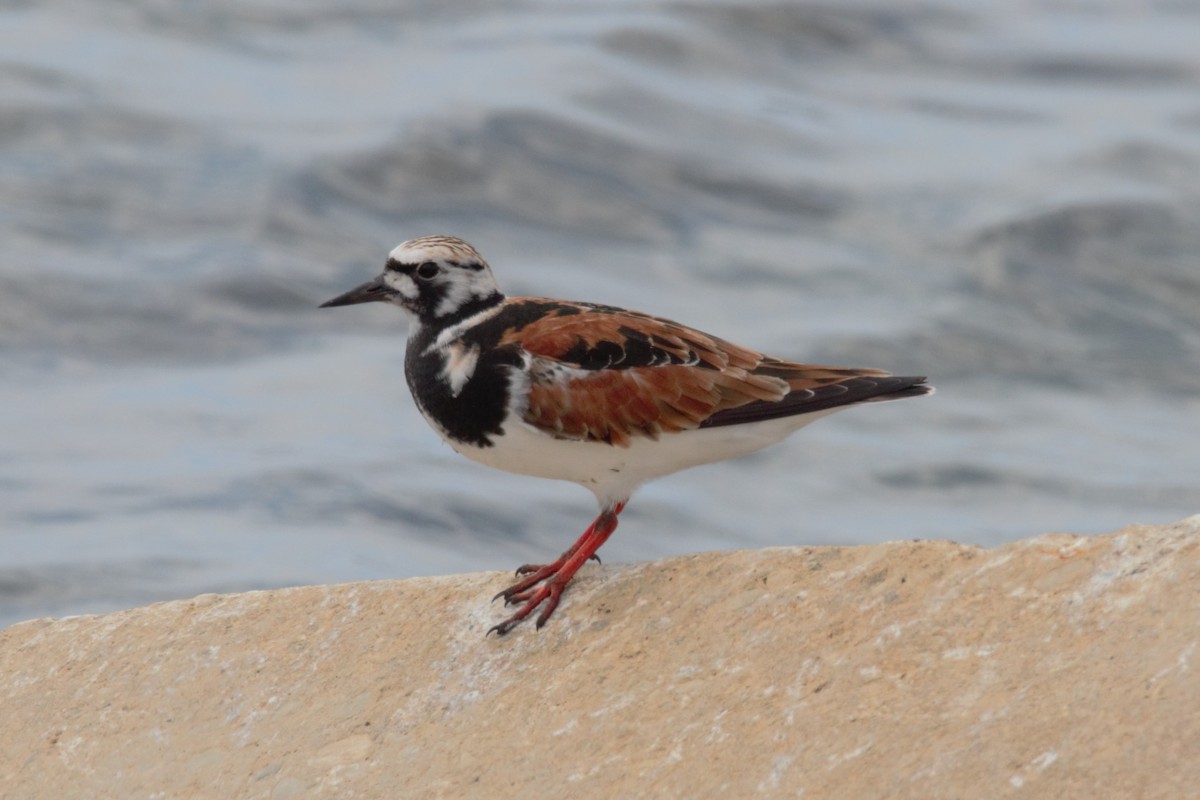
[{"xmin": 321, "ymin": 235, "xmax": 932, "ymax": 635}]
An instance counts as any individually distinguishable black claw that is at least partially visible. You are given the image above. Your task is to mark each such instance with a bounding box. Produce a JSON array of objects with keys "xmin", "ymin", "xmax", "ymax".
[
  {"xmin": 589, "ymin": 554, "xmax": 602, "ymax": 565},
  {"xmin": 488, "ymin": 620, "xmax": 517, "ymax": 637},
  {"xmin": 493, "ymin": 587, "xmax": 527, "ymax": 607}
]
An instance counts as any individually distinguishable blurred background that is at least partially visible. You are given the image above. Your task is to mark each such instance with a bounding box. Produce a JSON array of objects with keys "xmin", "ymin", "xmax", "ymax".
[{"xmin": 2, "ymin": 1, "xmax": 1198, "ymax": 629}]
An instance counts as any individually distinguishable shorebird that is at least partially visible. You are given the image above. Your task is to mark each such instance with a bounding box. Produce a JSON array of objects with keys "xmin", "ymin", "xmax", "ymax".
[{"xmin": 320, "ymin": 235, "xmax": 932, "ymax": 634}]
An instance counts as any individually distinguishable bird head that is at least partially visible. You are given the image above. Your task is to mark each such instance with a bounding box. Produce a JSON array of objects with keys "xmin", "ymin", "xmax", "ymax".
[{"xmin": 320, "ymin": 235, "xmax": 502, "ymax": 323}]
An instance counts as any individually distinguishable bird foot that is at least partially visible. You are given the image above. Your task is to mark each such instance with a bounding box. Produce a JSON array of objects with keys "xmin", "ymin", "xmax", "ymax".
[
  {"xmin": 488, "ymin": 580, "xmax": 566, "ymax": 636},
  {"xmin": 487, "ymin": 504, "xmax": 623, "ymax": 636}
]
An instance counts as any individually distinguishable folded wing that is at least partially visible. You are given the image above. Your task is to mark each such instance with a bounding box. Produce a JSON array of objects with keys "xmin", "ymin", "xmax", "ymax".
[{"xmin": 498, "ymin": 299, "xmax": 928, "ymax": 446}]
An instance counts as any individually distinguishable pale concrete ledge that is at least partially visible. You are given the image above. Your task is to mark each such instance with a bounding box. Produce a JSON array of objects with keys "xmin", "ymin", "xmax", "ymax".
[{"xmin": 2, "ymin": 517, "xmax": 1198, "ymax": 799}]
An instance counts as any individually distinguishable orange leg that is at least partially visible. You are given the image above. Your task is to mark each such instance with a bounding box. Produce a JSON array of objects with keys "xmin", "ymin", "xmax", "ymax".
[{"xmin": 489, "ymin": 502, "xmax": 625, "ymax": 636}]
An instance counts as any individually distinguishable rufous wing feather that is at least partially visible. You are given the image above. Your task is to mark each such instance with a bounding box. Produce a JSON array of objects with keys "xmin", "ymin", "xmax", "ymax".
[{"xmin": 499, "ymin": 299, "xmax": 925, "ymax": 445}]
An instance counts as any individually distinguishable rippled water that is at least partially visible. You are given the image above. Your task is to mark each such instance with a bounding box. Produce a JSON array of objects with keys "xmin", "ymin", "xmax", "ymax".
[{"xmin": 3, "ymin": 1, "xmax": 1199, "ymax": 628}]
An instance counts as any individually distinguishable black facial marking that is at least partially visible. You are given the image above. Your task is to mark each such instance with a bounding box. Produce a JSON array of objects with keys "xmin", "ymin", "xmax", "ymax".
[
  {"xmin": 411, "ymin": 281, "xmax": 448, "ymax": 319},
  {"xmin": 383, "ymin": 266, "xmax": 502, "ymax": 325}
]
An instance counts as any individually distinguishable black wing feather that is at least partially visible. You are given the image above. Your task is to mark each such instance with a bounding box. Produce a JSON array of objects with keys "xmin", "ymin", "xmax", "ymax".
[{"xmin": 699, "ymin": 376, "xmax": 931, "ymax": 429}]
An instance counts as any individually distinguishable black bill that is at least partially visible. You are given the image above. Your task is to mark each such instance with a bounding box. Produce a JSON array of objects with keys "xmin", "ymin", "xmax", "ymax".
[{"xmin": 319, "ymin": 276, "xmax": 393, "ymax": 308}]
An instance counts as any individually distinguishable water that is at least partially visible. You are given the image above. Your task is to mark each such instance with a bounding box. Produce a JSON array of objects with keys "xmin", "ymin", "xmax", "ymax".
[{"xmin": 3, "ymin": 1, "xmax": 1199, "ymax": 629}]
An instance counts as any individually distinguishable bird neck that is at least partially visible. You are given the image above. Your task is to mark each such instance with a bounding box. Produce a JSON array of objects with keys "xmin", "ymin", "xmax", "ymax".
[{"xmin": 418, "ymin": 290, "xmax": 505, "ymax": 332}]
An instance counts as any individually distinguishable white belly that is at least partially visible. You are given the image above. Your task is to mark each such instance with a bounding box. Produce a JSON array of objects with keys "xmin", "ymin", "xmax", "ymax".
[{"xmin": 447, "ymin": 409, "xmax": 842, "ymax": 507}]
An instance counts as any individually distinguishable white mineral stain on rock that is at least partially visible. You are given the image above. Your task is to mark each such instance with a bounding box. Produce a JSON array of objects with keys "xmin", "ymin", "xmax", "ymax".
[
  {"xmin": 270, "ymin": 776, "xmax": 309, "ymax": 800},
  {"xmin": 314, "ymin": 733, "xmax": 373, "ymax": 766}
]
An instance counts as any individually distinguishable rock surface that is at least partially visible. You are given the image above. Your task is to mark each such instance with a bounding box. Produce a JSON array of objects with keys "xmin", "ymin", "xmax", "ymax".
[{"xmin": 3, "ymin": 517, "xmax": 1198, "ymax": 799}]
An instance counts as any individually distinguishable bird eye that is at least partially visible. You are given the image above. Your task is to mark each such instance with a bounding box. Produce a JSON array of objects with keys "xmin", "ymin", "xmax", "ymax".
[{"xmin": 416, "ymin": 261, "xmax": 440, "ymax": 280}]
